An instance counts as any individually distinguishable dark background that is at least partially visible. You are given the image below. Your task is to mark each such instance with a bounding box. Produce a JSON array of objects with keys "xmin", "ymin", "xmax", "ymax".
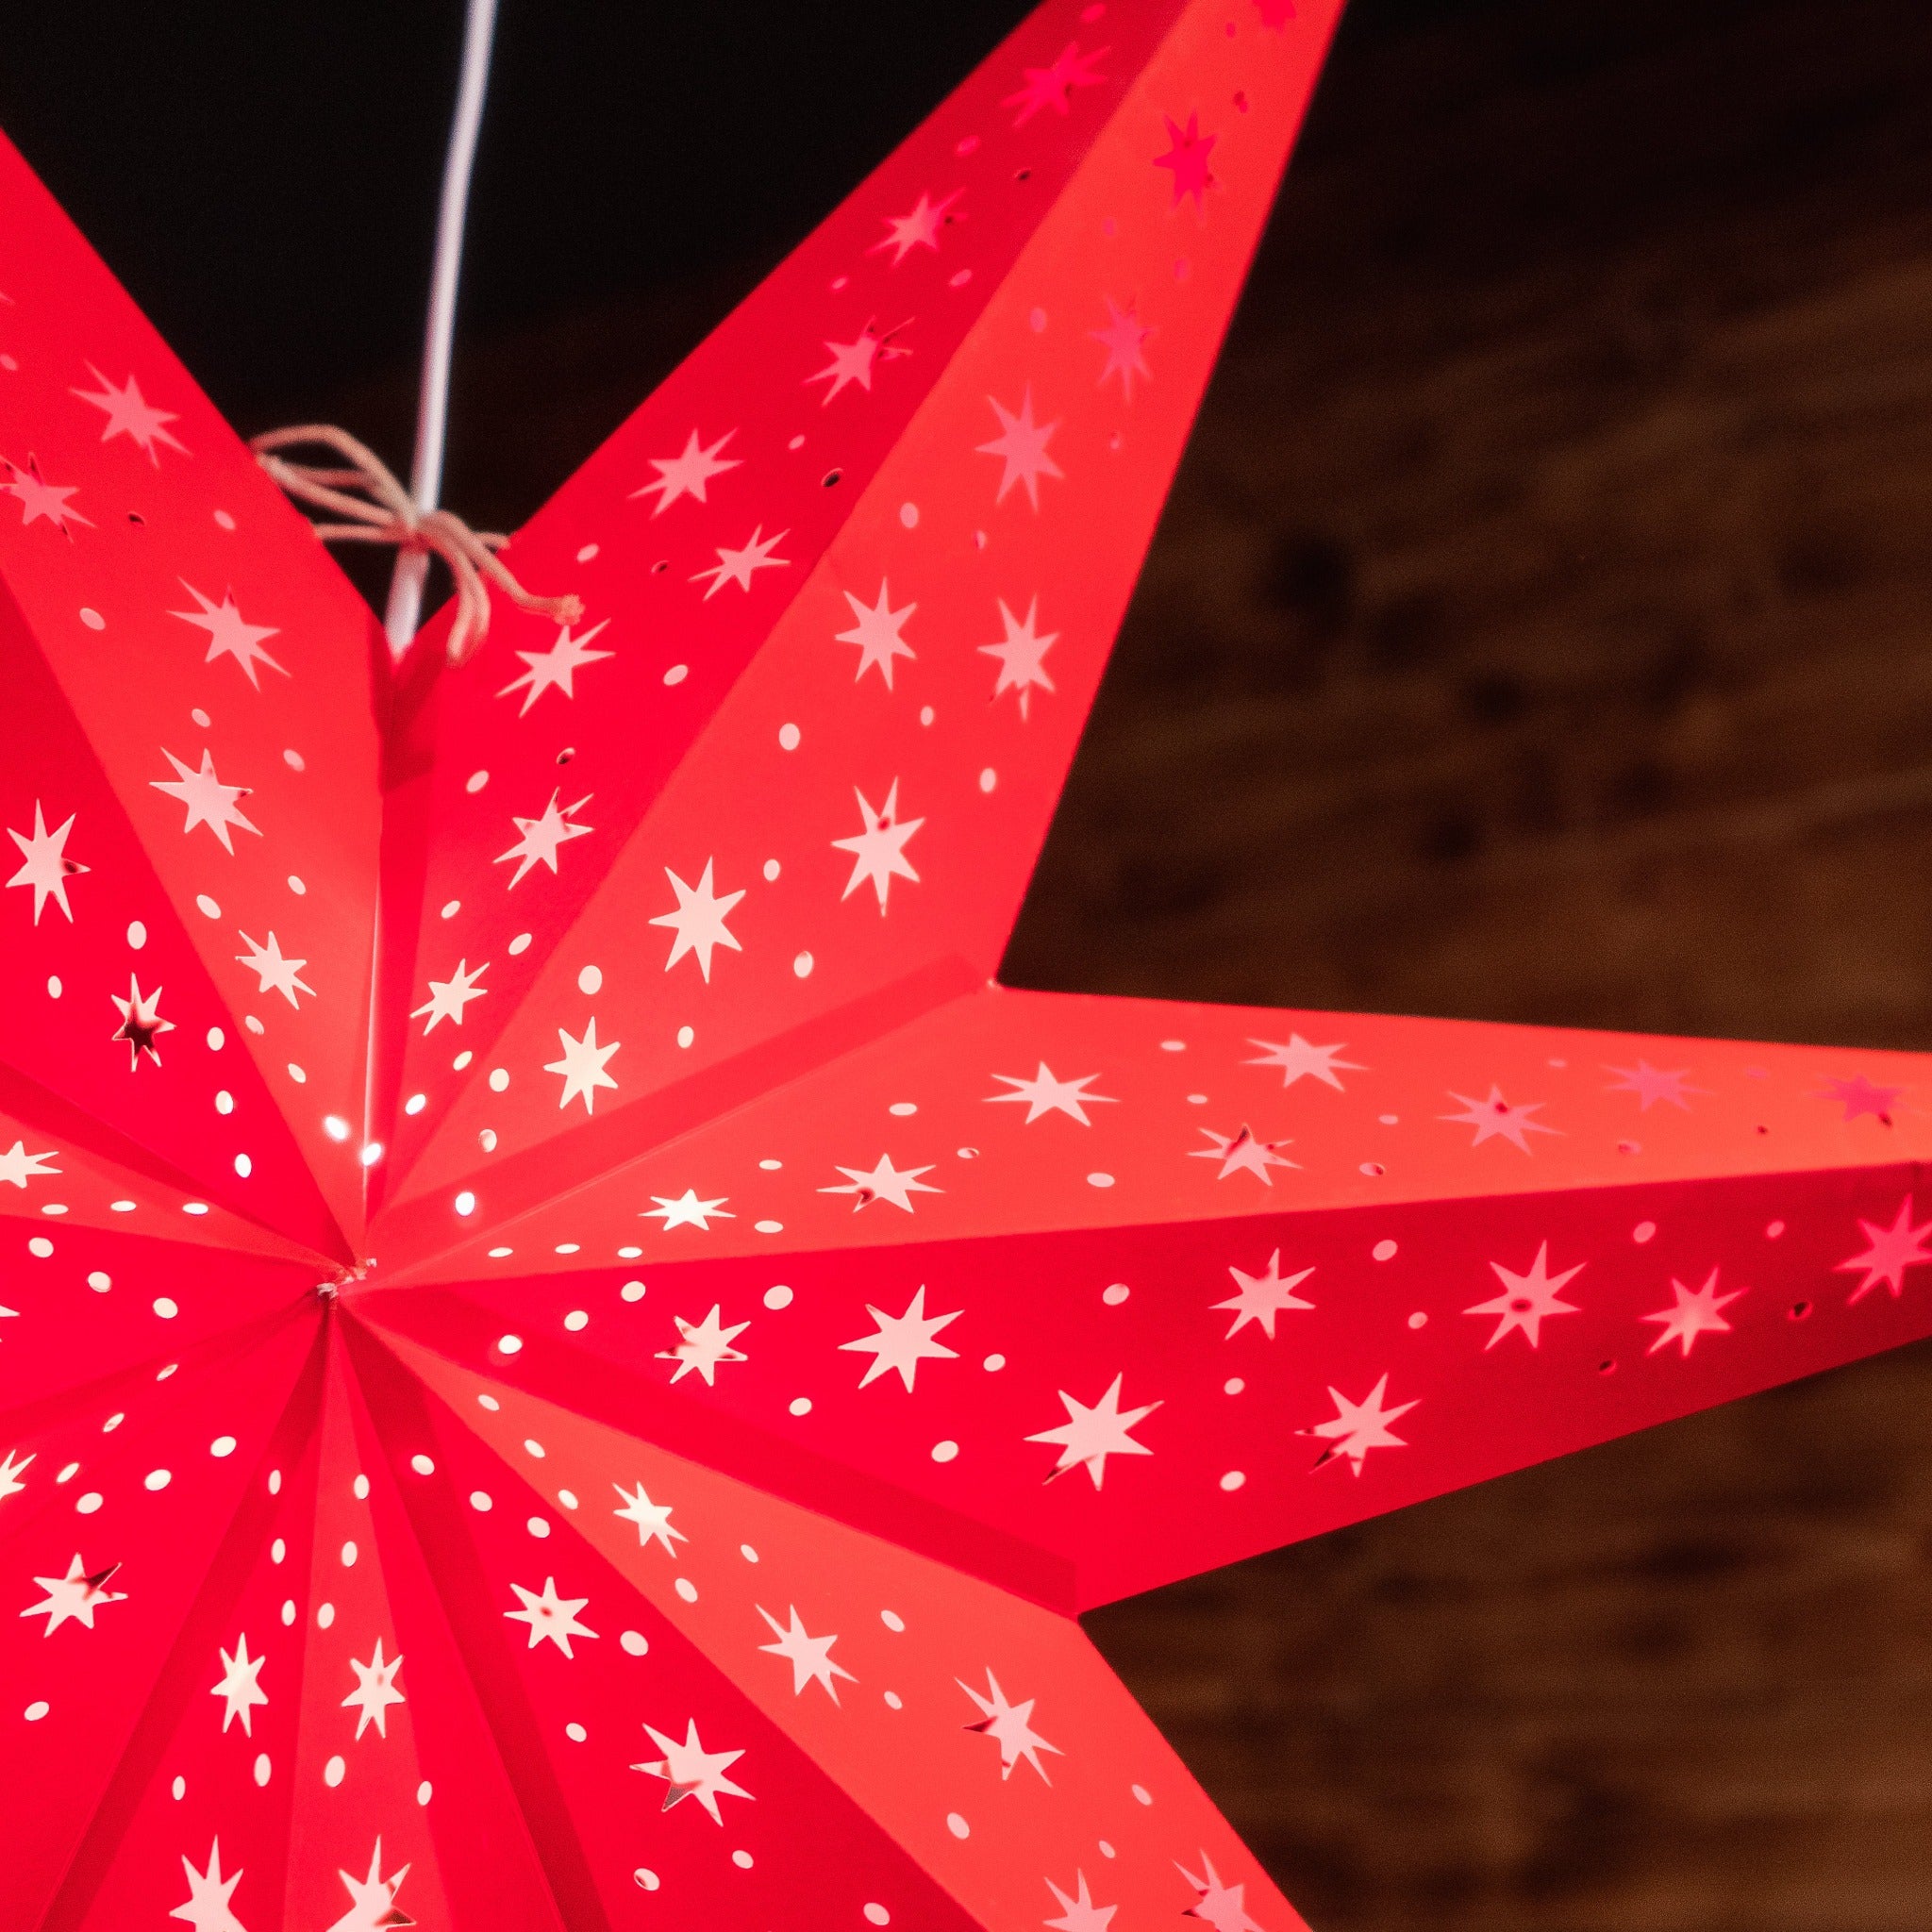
[{"xmin": 8, "ymin": 2, "xmax": 1932, "ymax": 1924}]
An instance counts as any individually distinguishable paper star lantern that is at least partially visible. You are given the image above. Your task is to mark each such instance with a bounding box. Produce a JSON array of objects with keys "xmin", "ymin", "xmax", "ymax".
[{"xmin": 2, "ymin": 2, "xmax": 1928, "ymax": 1926}]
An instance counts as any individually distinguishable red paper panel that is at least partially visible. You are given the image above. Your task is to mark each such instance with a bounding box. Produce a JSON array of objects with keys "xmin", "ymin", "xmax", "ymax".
[{"xmin": 0, "ymin": 132, "xmax": 383, "ymax": 1257}]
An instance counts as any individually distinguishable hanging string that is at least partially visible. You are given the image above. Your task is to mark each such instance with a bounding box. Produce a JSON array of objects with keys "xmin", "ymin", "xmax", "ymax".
[
  {"xmin": 386, "ymin": 0, "xmax": 503, "ymax": 653},
  {"xmin": 251, "ymin": 425, "xmax": 581, "ymax": 666}
]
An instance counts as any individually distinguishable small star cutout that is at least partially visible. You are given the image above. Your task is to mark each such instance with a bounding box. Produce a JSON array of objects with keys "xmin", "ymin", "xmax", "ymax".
[
  {"xmin": 977, "ymin": 389, "xmax": 1063, "ymax": 509},
  {"xmin": 1191, "ymin": 1124, "xmax": 1297, "ymax": 1183},
  {"xmin": 1441, "ymin": 1086, "xmax": 1557, "ymax": 1153},
  {"xmin": 1642, "ymin": 1269, "xmax": 1743, "ymax": 1357},
  {"xmin": 1836, "ymin": 1197, "xmax": 1932, "ymax": 1305},
  {"xmin": 1464, "ymin": 1242, "xmax": 1585, "ymax": 1349}
]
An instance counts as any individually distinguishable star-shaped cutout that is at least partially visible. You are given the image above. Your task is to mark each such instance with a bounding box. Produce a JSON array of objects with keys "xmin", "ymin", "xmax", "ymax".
[
  {"xmin": 1819, "ymin": 1074, "xmax": 1904, "ymax": 1124},
  {"xmin": 1441, "ymin": 1085, "xmax": 1558, "ymax": 1153},
  {"xmin": 650, "ymin": 858, "xmax": 744, "ymax": 980},
  {"xmin": 325, "ymin": 1837, "xmax": 414, "ymax": 1932},
  {"xmin": 836, "ymin": 579, "xmax": 918, "ymax": 689},
  {"xmin": 505, "ymin": 1576, "xmax": 597, "ymax": 1657},
  {"xmin": 1605, "ymin": 1059, "xmax": 1705, "ymax": 1111},
  {"xmin": 0, "ymin": 1141, "xmax": 58, "ymax": 1188},
  {"xmin": 630, "ymin": 427, "xmax": 740, "ymax": 514},
  {"xmin": 1154, "ymin": 109, "xmax": 1217, "ymax": 210},
  {"xmin": 1044, "ymin": 1872, "xmax": 1118, "ymax": 1932},
  {"xmin": 496, "ymin": 790, "xmax": 592, "ymax": 888},
  {"xmin": 613, "ymin": 1481, "xmax": 688, "ymax": 1556},
  {"xmin": 692, "ymin": 525, "xmax": 791, "ymax": 597},
  {"xmin": 1642, "ymin": 1269, "xmax": 1744, "ymax": 1357},
  {"xmin": 152, "ymin": 747, "xmax": 260, "ymax": 852},
  {"xmin": 495, "ymin": 619, "xmax": 612, "ymax": 715},
  {"xmin": 1003, "ymin": 40, "xmax": 1107, "ymax": 125},
  {"xmin": 1309, "ymin": 1375, "xmax": 1416, "ymax": 1474},
  {"xmin": 758, "ymin": 1604, "xmax": 856, "ymax": 1700},
  {"xmin": 871, "ymin": 189, "xmax": 962, "ymax": 263},
  {"xmin": 412, "ymin": 957, "xmax": 489, "ymax": 1032},
  {"xmin": 1245, "ymin": 1033, "xmax": 1361, "ymax": 1090},
  {"xmin": 235, "ymin": 930, "xmax": 313, "ymax": 1008},
  {"xmin": 633, "ymin": 1718, "xmax": 752, "ymax": 1824},
  {"xmin": 110, "ymin": 974, "xmax": 175, "ymax": 1070},
  {"xmin": 986, "ymin": 1060, "xmax": 1114, "ymax": 1124},
  {"xmin": 959, "ymin": 1669, "xmax": 1061, "ymax": 1781},
  {"xmin": 643, "ymin": 1189, "xmax": 734, "ymax": 1232},
  {"xmin": 6, "ymin": 801, "xmax": 87, "ymax": 924},
  {"xmin": 821, "ymin": 1151, "xmax": 941, "ymax": 1213},
  {"xmin": 341, "ymin": 1639, "xmax": 406, "ymax": 1740},
  {"xmin": 209, "ymin": 1633, "xmax": 268, "ymax": 1736},
  {"xmin": 545, "ymin": 1018, "xmax": 620, "ymax": 1113},
  {"xmin": 170, "ymin": 583, "xmax": 286, "ymax": 689},
  {"xmin": 840, "ymin": 1285, "xmax": 961, "ymax": 1390},
  {"xmin": 1178, "ymin": 1853, "xmax": 1265, "ymax": 1932},
  {"xmin": 979, "ymin": 595, "xmax": 1058, "ymax": 717},
  {"xmin": 171, "ymin": 1840, "xmax": 247, "ymax": 1932},
  {"xmin": 0, "ymin": 1448, "xmax": 35, "ymax": 1501},
  {"xmin": 1214, "ymin": 1249, "xmax": 1315, "ymax": 1340},
  {"xmin": 977, "ymin": 390, "xmax": 1064, "ymax": 509},
  {"xmin": 807, "ymin": 324, "xmax": 909, "ymax": 404},
  {"xmin": 2, "ymin": 455, "xmax": 92, "ymax": 534},
  {"xmin": 658, "ymin": 1305, "xmax": 750, "ymax": 1384},
  {"xmin": 72, "ymin": 364, "xmax": 188, "ymax": 462},
  {"xmin": 1026, "ymin": 1373, "xmax": 1159, "ymax": 1487},
  {"xmin": 22, "ymin": 1552, "xmax": 127, "ymax": 1634},
  {"xmin": 1465, "ymin": 1242, "xmax": 1585, "ymax": 1349},
  {"xmin": 1836, "ymin": 1196, "xmax": 1932, "ymax": 1305},
  {"xmin": 1253, "ymin": 0, "xmax": 1299, "ymax": 27},
  {"xmin": 832, "ymin": 779, "xmax": 924, "ymax": 912},
  {"xmin": 1091, "ymin": 296, "xmax": 1155, "ymax": 400},
  {"xmin": 1191, "ymin": 1124, "xmax": 1297, "ymax": 1183}
]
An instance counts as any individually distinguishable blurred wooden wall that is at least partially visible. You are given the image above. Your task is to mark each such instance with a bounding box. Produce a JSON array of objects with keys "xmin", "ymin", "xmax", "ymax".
[{"xmin": 313, "ymin": 0, "xmax": 1932, "ymax": 1923}]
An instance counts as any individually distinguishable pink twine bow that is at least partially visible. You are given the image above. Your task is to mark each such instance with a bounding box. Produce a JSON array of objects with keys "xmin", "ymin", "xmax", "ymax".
[{"xmin": 250, "ymin": 424, "xmax": 581, "ymax": 666}]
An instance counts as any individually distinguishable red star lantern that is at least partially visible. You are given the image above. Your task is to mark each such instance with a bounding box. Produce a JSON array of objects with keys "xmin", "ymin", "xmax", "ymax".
[{"xmin": 2, "ymin": 2, "xmax": 1927, "ymax": 1927}]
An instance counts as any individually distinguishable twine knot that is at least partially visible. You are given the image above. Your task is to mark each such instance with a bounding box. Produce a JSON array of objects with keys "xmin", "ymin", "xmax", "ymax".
[{"xmin": 251, "ymin": 425, "xmax": 581, "ymax": 666}]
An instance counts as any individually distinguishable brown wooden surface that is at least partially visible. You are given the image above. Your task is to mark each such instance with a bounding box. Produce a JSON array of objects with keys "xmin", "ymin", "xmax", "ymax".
[{"xmin": 307, "ymin": 1, "xmax": 1932, "ymax": 1923}]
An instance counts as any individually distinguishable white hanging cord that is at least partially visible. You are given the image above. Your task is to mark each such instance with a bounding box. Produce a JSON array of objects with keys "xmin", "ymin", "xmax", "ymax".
[{"xmin": 384, "ymin": 0, "xmax": 502, "ymax": 656}]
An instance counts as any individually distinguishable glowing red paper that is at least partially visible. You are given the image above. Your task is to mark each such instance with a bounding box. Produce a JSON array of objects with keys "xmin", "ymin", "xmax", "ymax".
[{"xmin": 4, "ymin": 2, "xmax": 1929, "ymax": 1926}]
